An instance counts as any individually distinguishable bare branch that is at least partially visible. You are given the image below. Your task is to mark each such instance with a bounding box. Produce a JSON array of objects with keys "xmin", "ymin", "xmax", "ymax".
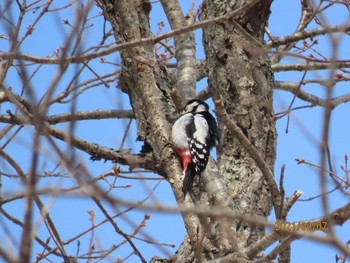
[
  {"xmin": 0, "ymin": 0, "xmax": 261, "ymax": 65},
  {"xmin": 244, "ymin": 202, "xmax": 350, "ymax": 261},
  {"xmin": 0, "ymin": 246, "xmax": 18, "ymax": 263},
  {"xmin": 275, "ymin": 81, "xmax": 350, "ymax": 108},
  {"xmin": 33, "ymin": 195, "xmax": 70, "ymax": 262},
  {"xmin": 270, "ymin": 0, "xmax": 315, "ymax": 64},
  {"xmin": 267, "ymin": 24, "xmax": 350, "ymax": 48},
  {"xmin": 160, "ymin": 0, "xmax": 196, "ymax": 101},
  {"xmin": 272, "ymin": 60, "xmax": 350, "ymax": 72},
  {"xmin": 92, "ymin": 197, "xmax": 147, "ymax": 263},
  {"xmin": 0, "ymin": 109, "xmax": 134, "ymax": 125},
  {"xmin": 1, "ymin": 83, "xmax": 152, "ymax": 172}
]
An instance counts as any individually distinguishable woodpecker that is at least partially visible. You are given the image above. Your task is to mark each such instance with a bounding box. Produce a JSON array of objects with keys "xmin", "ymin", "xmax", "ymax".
[{"xmin": 171, "ymin": 99, "xmax": 219, "ymax": 196}]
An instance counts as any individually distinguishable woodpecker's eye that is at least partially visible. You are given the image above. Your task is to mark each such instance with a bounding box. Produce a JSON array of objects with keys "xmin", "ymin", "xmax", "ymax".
[
  {"xmin": 191, "ymin": 104, "xmax": 198, "ymax": 112},
  {"xmin": 184, "ymin": 103, "xmax": 197, "ymax": 113}
]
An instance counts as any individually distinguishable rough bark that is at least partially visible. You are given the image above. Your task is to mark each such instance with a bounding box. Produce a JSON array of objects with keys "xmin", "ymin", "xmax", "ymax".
[
  {"xmin": 201, "ymin": 0, "xmax": 276, "ymax": 249},
  {"xmin": 102, "ymin": 0, "xmax": 277, "ymax": 261}
]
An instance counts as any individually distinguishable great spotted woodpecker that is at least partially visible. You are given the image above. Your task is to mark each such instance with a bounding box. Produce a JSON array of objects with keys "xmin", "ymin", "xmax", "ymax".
[{"xmin": 171, "ymin": 99, "xmax": 219, "ymax": 196}]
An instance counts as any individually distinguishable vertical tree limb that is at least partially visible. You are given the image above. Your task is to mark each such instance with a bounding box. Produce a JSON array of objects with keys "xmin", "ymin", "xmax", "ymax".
[{"xmin": 160, "ymin": 0, "xmax": 197, "ymax": 102}]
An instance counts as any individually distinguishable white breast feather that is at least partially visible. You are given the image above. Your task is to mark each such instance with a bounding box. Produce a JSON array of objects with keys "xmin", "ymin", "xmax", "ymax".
[{"xmin": 172, "ymin": 113, "xmax": 192, "ymax": 149}]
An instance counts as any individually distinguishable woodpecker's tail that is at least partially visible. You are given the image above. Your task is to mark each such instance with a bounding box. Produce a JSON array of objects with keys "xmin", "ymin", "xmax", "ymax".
[{"xmin": 182, "ymin": 163, "xmax": 196, "ymax": 196}]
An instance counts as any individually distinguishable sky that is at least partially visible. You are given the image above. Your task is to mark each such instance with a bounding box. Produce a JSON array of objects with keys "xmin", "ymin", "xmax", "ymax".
[{"xmin": 0, "ymin": 0, "xmax": 350, "ymax": 262}]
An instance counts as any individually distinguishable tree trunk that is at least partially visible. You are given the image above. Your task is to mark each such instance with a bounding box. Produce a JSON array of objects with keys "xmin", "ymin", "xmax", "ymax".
[{"xmin": 201, "ymin": 0, "xmax": 276, "ymax": 248}]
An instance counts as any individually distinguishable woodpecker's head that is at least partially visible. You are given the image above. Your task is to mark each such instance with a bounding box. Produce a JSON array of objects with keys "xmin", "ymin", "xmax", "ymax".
[{"xmin": 183, "ymin": 99, "xmax": 209, "ymax": 114}]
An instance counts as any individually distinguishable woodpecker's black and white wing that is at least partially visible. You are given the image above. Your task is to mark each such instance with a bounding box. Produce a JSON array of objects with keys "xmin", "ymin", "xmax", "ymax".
[
  {"xmin": 187, "ymin": 113, "xmax": 211, "ymax": 174},
  {"xmin": 201, "ymin": 111, "xmax": 220, "ymax": 148}
]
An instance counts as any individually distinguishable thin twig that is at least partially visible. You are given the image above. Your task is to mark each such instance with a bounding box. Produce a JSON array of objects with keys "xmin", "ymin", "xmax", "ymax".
[
  {"xmin": 0, "ymin": 0, "xmax": 261, "ymax": 65},
  {"xmin": 92, "ymin": 197, "xmax": 147, "ymax": 263}
]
